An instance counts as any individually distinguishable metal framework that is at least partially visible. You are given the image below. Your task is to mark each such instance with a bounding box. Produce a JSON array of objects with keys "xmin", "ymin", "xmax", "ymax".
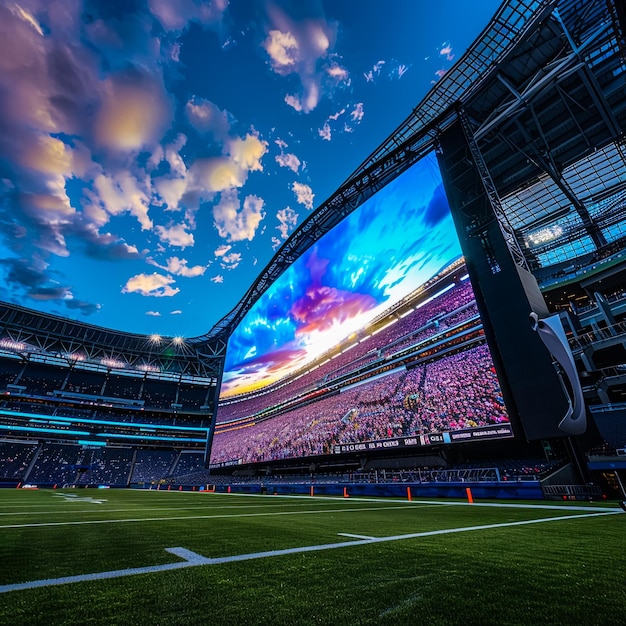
[{"xmin": 0, "ymin": 302, "xmax": 226, "ymax": 379}]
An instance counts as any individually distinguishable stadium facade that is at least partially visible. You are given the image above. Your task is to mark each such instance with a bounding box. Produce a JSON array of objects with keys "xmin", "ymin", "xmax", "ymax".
[{"xmin": 1, "ymin": 0, "xmax": 626, "ymax": 498}]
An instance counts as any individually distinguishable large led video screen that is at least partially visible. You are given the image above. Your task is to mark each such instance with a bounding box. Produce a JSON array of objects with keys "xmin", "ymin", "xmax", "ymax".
[{"xmin": 210, "ymin": 153, "xmax": 512, "ymax": 466}]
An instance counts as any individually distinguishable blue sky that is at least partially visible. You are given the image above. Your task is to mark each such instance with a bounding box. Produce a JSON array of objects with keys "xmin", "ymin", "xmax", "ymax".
[{"xmin": 0, "ymin": 0, "xmax": 501, "ymax": 338}]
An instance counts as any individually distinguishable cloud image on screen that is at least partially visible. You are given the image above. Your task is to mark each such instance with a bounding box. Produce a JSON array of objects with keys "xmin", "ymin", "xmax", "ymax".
[
  {"xmin": 211, "ymin": 154, "xmax": 510, "ymax": 465},
  {"xmin": 220, "ymin": 154, "xmax": 459, "ymax": 398}
]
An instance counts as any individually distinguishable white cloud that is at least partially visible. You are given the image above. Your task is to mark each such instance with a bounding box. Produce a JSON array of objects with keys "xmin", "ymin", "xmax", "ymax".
[
  {"xmin": 219, "ymin": 251, "xmax": 242, "ymax": 270},
  {"xmin": 210, "ymin": 275, "xmax": 224, "ymax": 283},
  {"xmin": 148, "ymin": 0, "xmax": 228, "ymax": 33},
  {"xmin": 170, "ymin": 309, "xmax": 182, "ymax": 315},
  {"xmin": 292, "ymin": 182, "xmax": 314, "ymax": 210},
  {"xmin": 318, "ymin": 122, "xmax": 331, "ymax": 141},
  {"xmin": 439, "ymin": 42, "xmax": 454, "ymax": 61},
  {"xmin": 152, "ymin": 130, "xmax": 269, "ymax": 216},
  {"xmin": 328, "ymin": 108, "xmax": 345, "ymax": 121},
  {"xmin": 190, "ymin": 157, "xmax": 247, "ymax": 194},
  {"xmin": 214, "ymin": 244, "xmax": 232, "ymax": 257},
  {"xmin": 326, "ymin": 63, "xmax": 349, "ymax": 82},
  {"xmin": 261, "ymin": 15, "xmax": 336, "ymax": 114},
  {"xmin": 155, "ymin": 223, "xmax": 194, "ymax": 248},
  {"xmin": 350, "ymin": 102, "xmax": 364, "ymax": 123},
  {"xmin": 364, "ymin": 59, "xmax": 410, "ymax": 83},
  {"xmin": 92, "ymin": 170, "xmax": 153, "ymax": 231},
  {"xmin": 276, "ymin": 206, "xmax": 298, "ymax": 239},
  {"xmin": 272, "ymin": 236, "xmax": 282, "ymax": 250},
  {"xmin": 164, "ymin": 134, "xmax": 188, "ymax": 177},
  {"xmin": 9, "ymin": 4, "xmax": 44, "ymax": 36},
  {"xmin": 95, "ymin": 75, "xmax": 171, "ymax": 153},
  {"xmin": 263, "ymin": 30, "xmax": 299, "ymax": 74},
  {"xmin": 122, "ymin": 273, "xmax": 179, "ymax": 297},
  {"xmin": 151, "ymin": 256, "xmax": 206, "ymax": 277},
  {"xmin": 213, "ymin": 190, "xmax": 266, "ymax": 242},
  {"xmin": 227, "ymin": 133, "xmax": 268, "ymax": 173},
  {"xmin": 364, "ymin": 60, "xmax": 385, "ymax": 83},
  {"xmin": 185, "ymin": 96, "xmax": 231, "ymax": 140},
  {"xmin": 284, "ymin": 93, "xmax": 303, "ymax": 112},
  {"xmin": 275, "ymin": 152, "xmax": 301, "ymax": 173},
  {"xmin": 154, "ymin": 177, "xmax": 187, "ymax": 211},
  {"xmin": 146, "ymin": 310, "xmax": 162, "ymax": 316}
]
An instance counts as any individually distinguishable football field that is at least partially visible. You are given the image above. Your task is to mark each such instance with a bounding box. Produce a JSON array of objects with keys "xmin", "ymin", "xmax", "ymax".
[{"xmin": 0, "ymin": 488, "xmax": 624, "ymax": 625}]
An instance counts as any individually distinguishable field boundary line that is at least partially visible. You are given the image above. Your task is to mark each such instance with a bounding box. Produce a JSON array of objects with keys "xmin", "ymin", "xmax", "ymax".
[
  {"xmin": 0, "ymin": 502, "xmax": 342, "ymax": 517},
  {"xmin": 0, "ymin": 504, "xmax": 425, "ymax": 530},
  {"xmin": 0, "ymin": 510, "xmax": 620, "ymax": 594},
  {"xmin": 176, "ymin": 491, "xmax": 620, "ymax": 513}
]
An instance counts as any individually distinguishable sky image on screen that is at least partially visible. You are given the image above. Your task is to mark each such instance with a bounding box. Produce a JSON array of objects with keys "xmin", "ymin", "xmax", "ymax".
[{"xmin": 220, "ymin": 153, "xmax": 461, "ymax": 398}]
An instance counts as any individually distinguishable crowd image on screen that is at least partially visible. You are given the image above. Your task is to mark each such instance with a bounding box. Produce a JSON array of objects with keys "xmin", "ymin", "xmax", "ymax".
[{"xmin": 212, "ymin": 343, "xmax": 507, "ymax": 465}]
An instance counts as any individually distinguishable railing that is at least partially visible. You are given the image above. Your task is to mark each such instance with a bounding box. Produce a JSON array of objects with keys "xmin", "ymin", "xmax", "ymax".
[
  {"xmin": 568, "ymin": 320, "xmax": 626, "ymax": 352},
  {"xmin": 542, "ymin": 484, "xmax": 602, "ymax": 499}
]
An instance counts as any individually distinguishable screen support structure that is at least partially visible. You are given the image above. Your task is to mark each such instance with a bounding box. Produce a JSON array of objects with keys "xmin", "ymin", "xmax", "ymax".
[
  {"xmin": 456, "ymin": 106, "xmax": 529, "ymax": 272},
  {"xmin": 436, "ymin": 113, "xmax": 575, "ymax": 444}
]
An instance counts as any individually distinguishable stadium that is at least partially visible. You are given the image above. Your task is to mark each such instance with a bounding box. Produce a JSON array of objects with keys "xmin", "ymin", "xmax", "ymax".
[{"xmin": 1, "ymin": 0, "xmax": 625, "ymax": 623}]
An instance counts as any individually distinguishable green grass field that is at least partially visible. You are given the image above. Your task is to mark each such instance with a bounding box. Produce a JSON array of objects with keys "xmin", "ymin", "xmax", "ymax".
[{"xmin": 0, "ymin": 488, "xmax": 624, "ymax": 625}]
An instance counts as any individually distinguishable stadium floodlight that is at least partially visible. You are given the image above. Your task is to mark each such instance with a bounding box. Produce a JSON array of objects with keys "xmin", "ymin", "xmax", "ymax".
[
  {"xmin": 137, "ymin": 363, "xmax": 160, "ymax": 373},
  {"xmin": 101, "ymin": 357, "xmax": 125, "ymax": 369},
  {"xmin": 0, "ymin": 338, "xmax": 27, "ymax": 352},
  {"xmin": 172, "ymin": 336, "xmax": 185, "ymax": 345},
  {"xmin": 148, "ymin": 334, "xmax": 162, "ymax": 343}
]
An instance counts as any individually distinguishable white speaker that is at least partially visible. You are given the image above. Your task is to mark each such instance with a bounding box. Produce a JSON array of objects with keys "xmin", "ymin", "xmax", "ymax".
[{"xmin": 530, "ymin": 312, "xmax": 586, "ymax": 436}]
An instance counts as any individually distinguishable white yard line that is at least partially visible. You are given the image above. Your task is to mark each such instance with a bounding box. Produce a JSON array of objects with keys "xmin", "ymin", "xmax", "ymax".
[
  {"xmin": 0, "ymin": 510, "xmax": 619, "ymax": 594},
  {"xmin": 337, "ymin": 533, "xmax": 376, "ymax": 539},
  {"xmin": 0, "ymin": 502, "xmax": 342, "ymax": 517},
  {"xmin": 0, "ymin": 504, "xmax": 421, "ymax": 530}
]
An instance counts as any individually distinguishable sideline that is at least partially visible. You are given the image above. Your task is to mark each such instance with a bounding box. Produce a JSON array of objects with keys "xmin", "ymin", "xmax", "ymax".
[
  {"xmin": 0, "ymin": 510, "xmax": 620, "ymax": 593},
  {"xmin": 0, "ymin": 504, "xmax": 427, "ymax": 529},
  {"xmin": 154, "ymin": 490, "xmax": 621, "ymax": 513}
]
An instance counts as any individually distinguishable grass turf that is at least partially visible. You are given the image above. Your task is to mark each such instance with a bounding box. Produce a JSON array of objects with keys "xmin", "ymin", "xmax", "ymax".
[{"xmin": 0, "ymin": 489, "xmax": 624, "ymax": 625}]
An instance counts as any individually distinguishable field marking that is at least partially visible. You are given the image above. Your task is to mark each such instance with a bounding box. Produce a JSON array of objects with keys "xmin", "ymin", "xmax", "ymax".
[
  {"xmin": 0, "ymin": 504, "xmax": 427, "ymax": 530},
  {"xmin": 0, "ymin": 510, "xmax": 620, "ymax": 594},
  {"xmin": 160, "ymin": 491, "xmax": 621, "ymax": 513},
  {"xmin": 165, "ymin": 547, "xmax": 211, "ymax": 564},
  {"xmin": 0, "ymin": 494, "xmax": 619, "ymax": 527},
  {"xmin": 337, "ymin": 533, "xmax": 376, "ymax": 540},
  {"xmin": 1, "ymin": 489, "xmax": 619, "ymax": 513},
  {"xmin": 52, "ymin": 494, "xmax": 107, "ymax": 504},
  {"xmin": 0, "ymin": 502, "xmax": 347, "ymax": 517}
]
